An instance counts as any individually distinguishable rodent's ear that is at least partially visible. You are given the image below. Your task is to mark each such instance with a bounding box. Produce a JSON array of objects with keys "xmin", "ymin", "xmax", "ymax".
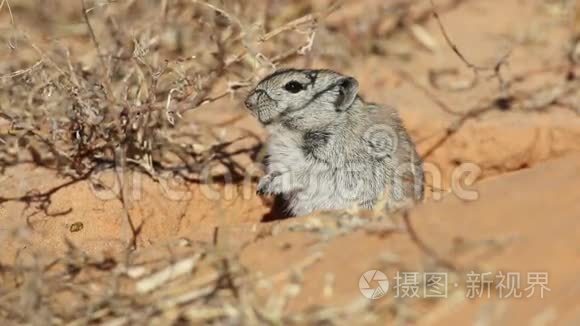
[{"xmin": 335, "ymin": 77, "xmax": 359, "ymax": 111}]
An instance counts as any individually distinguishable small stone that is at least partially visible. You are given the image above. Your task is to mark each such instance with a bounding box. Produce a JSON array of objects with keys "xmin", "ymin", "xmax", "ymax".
[{"xmin": 69, "ymin": 222, "xmax": 84, "ymax": 233}]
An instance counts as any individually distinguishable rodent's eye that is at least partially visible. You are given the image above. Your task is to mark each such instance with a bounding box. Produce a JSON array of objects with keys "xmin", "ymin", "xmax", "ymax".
[{"xmin": 283, "ymin": 81, "xmax": 304, "ymax": 93}]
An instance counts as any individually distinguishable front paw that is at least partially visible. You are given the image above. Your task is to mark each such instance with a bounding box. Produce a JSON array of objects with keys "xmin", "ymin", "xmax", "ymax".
[{"xmin": 256, "ymin": 172, "xmax": 281, "ymax": 196}]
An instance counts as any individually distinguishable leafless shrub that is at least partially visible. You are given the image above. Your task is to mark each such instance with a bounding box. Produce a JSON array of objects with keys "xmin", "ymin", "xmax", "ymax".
[{"xmin": 0, "ymin": 0, "xmax": 340, "ymax": 224}]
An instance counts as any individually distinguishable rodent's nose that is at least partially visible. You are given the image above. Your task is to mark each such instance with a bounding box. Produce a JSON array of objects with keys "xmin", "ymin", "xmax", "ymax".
[
  {"xmin": 244, "ymin": 93, "xmax": 254, "ymax": 109},
  {"xmin": 245, "ymin": 89, "xmax": 264, "ymax": 110}
]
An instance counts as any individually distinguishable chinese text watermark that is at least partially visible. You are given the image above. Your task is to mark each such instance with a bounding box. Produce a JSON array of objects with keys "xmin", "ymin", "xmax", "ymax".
[{"xmin": 359, "ymin": 270, "xmax": 550, "ymax": 300}]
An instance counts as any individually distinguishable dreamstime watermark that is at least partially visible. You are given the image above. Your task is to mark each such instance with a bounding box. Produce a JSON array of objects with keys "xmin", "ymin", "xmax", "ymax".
[
  {"xmin": 83, "ymin": 122, "xmax": 483, "ymax": 204},
  {"xmin": 85, "ymin": 159, "xmax": 483, "ymax": 204},
  {"xmin": 358, "ymin": 270, "xmax": 551, "ymax": 300}
]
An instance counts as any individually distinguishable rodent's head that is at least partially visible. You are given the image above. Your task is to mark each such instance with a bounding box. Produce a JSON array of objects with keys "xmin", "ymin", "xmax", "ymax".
[{"xmin": 244, "ymin": 69, "xmax": 359, "ymax": 130}]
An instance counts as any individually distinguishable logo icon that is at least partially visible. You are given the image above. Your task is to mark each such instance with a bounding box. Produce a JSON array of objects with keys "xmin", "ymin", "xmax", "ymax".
[
  {"xmin": 363, "ymin": 124, "xmax": 398, "ymax": 159},
  {"xmin": 359, "ymin": 270, "xmax": 390, "ymax": 299}
]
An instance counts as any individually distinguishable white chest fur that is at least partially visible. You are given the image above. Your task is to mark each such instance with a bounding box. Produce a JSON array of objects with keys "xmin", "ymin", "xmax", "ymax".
[{"xmin": 265, "ymin": 126, "xmax": 373, "ymax": 215}]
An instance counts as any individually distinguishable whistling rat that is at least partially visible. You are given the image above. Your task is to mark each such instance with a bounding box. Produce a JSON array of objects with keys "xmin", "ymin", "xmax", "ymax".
[{"xmin": 244, "ymin": 68, "xmax": 424, "ymax": 216}]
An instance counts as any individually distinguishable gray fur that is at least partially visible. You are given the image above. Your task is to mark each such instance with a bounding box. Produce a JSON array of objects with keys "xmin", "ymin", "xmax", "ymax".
[{"xmin": 245, "ymin": 68, "xmax": 424, "ymax": 216}]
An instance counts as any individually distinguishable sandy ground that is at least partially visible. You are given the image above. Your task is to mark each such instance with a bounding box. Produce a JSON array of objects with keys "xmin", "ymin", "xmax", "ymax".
[{"xmin": 1, "ymin": 0, "xmax": 580, "ymax": 324}]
